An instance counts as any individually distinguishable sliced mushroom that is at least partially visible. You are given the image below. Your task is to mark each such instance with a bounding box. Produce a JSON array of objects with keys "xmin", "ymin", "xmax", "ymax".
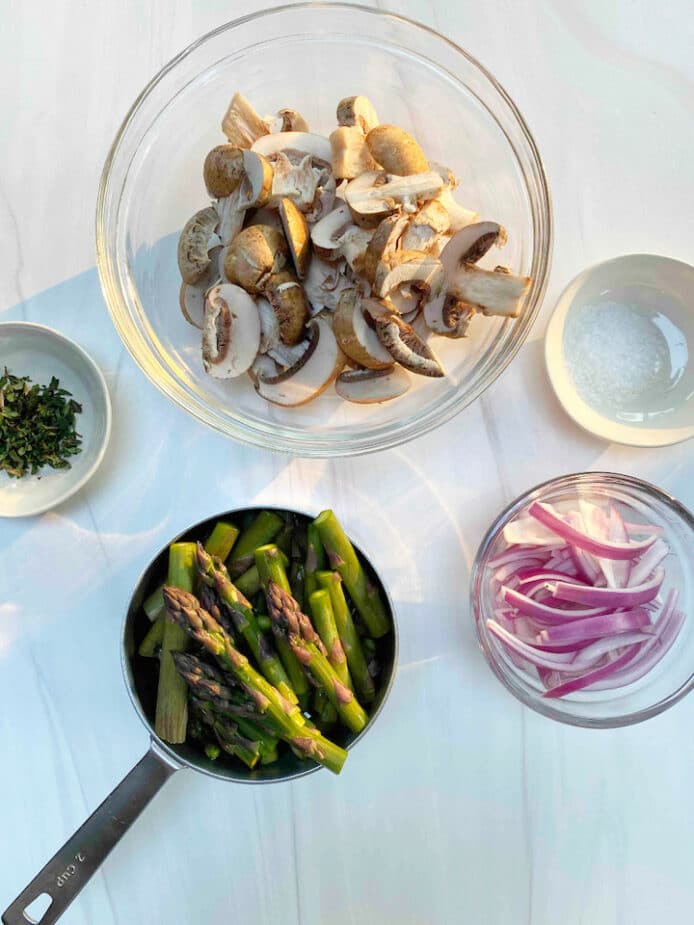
[
  {"xmin": 216, "ymin": 195, "xmax": 244, "ymax": 246},
  {"xmin": 330, "ymin": 127, "xmax": 379, "ymax": 180},
  {"xmin": 366, "ymin": 125, "xmax": 428, "ymax": 176},
  {"xmin": 249, "ymin": 353, "xmax": 278, "ymax": 383},
  {"xmin": 373, "ymin": 251, "xmax": 445, "ymax": 302},
  {"xmin": 437, "ymin": 188, "xmax": 479, "ymax": 233},
  {"xmin": 333, "ymin": 289, "xmax": 392, "ymax": 370},
  {"xmin": 257, "ymin": 296, "xmax": 280, "ymax": 353},
  {"xmin": 255, "ymin": 316, "xmax": 345, "ymax": 406},
  {"xmin": 203, "ymin": 145, "xmax": 245, "ymax": 198},
  {"xmin": 305, "ymin": 168, "xmax": 336, "ymax": 224},
  {"xmin": 264, "ymin": 109, "xmax": 309, "ymax": 133},
  {"xmin": 337, "ymin": 96, "xmax": 380, "ymax": 133},
  {"xmin": 179, "ymin": 247, "xmax": 221, "ymax": 329},
  {"xmin": 222, "ymin": 92, "xmax": 269, "ymax": 148},
  {"xmin": 439, "ymin": 221, "xmax": 508, "ymax": 271},
  {"xmin": 202, "ymin": 284, "xmax": 261, "ymax": 378},
  {"xmin": 268, "ymin": 338, "xmax": 311, "ymax": 369},
  {"xmin": 236, "ymin": 150, "xmax": 273, "ymax": 210},
  {"xmin": 335, "ymin": 366, "xmax": 411, "ymax": 404},
  {"xmin": 271, "ymin": 152, "xmax": 318, "ymax": 208},
  {"xmin": 387, "ymin": 283, "xmax": 425, "ymax": 321},
  {"xmin": 264, "ymin": 270, "xmax": 310, "ymax": 344},
  {"xmin": 251, "ymin": 131, "xmax": 333, "ymax": 166},
  {"xmin": 345, "ymin": 171, "xmax": 444, "ymax": 225},
  {"xmin": 177, "ymin": 206, "xmax": 219, "ymax": 283},
  {"xmin": 310, "ymin": 202, "xmax": 353, "ymax": 261},
  {"xmin": 224, "ymin": 225, "xmax": 288, "ymax": 294},
  {"xmin": 363, "ymin": 298, "xmax": 444, "ymax": 378},
  {"xmin": 278, "ymin": 197, "xmax": 310, "ymax": 279},
  {"xmin": 303, "ymin": 255, "xmax": 352, "ymax": 312},
  {"xmin": 245, "ymin": 206, "xmax": 283, "ymax": 230},
  {"xmin": 449, "ymin": 264, "xmax": 531, "ymax": 317},
  {"xmin": 363, "ymin": 213, "xmax": 409, "ymax": 283},
  {"xmin": 340, "ymin": 226, "xmax": 373, "ymax": 274},
  {"xmin": 401, "ymin": 200, "xmax": 450, "ymax": 252}
]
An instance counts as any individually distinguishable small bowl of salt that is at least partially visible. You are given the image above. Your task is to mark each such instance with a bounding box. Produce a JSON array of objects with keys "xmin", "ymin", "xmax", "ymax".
[{"xmin": 545, "ymin": 254, "xmax": 693, "ymax": 447}]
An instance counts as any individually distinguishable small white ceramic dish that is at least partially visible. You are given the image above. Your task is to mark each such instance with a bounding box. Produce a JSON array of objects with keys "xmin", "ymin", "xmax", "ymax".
[
  {"xmin": 0, "ymin": 323, "xmax": 111, "ymax": 517},
  {"xmin": 546, "ymin": 254, "xmax": 693, "ymax": 447}
]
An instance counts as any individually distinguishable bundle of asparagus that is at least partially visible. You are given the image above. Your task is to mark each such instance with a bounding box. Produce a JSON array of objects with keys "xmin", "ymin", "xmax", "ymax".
[{"xmin": 138, "ymin": 508, "xmax": 391, "ymax": 775}]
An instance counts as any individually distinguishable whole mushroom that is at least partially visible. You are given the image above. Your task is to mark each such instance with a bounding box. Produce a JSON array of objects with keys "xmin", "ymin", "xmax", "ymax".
[{"xmin": 224, "ymin": 225, "xmax": 288, "ymax": 294}]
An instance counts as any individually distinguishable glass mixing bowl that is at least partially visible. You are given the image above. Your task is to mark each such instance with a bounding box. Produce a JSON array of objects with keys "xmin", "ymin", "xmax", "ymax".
[
  {"xmin": 472, "ymin": 472, "xmax": 694, "ymax": 727},
  {"xmin": 97, "ymin": 2, "xmax": 552, "ymax": 456}
]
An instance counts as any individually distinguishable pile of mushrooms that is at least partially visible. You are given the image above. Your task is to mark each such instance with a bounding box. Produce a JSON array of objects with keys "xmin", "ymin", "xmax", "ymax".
[{"xmin": 177, "ymin": 92, "xmax": 533, "ymax": 406}]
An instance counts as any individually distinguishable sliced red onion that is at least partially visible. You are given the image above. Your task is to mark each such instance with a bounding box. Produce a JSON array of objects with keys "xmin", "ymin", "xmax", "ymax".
[
  {"xmin": 571, "ymin": 631, "xmax": 656, "ymax": 668},
  {"xmin": 502, "ymin": 586, "xmax": 610, "ymax": 622},
  {"xmin": 550, "ymin": 568, "xmax": 664, "ymax": 608},
  {"xmin": 628, "ymin": 539, "xmax": 669, "ymax": 588},
  {"xmin": 624, "ymin": 521, "xmax": 664, "ymax": 538},
  {"xmin": 517, "ymin": 569, "xmax": 588, "ymax": 587},
  {"xmin": 542, "ymin": 645, "xmax": 644, "ymax": 698},
  {"xmin": 488, "ymin": 546, "xmax": 551, "ymax": 569},
  {"xmin": 502, "ymin": 518, "xmax": 566, "ymax": 547},
  {"xmin": 528, "ymin": 501, "xmax": 658, "ymax": 560},
  {"xmin": 537, "ymin": 609, "xmax": 652, "ymax": 645},
  {"xmin": 608, "ymin": 504, "xmax": 631, "ymax": 588},
  {"xmin": 486, "ymin": 620, "xmax": 577, "ymax": 670}
]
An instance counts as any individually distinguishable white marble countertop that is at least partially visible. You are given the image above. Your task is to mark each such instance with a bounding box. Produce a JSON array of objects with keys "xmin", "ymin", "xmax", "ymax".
[{"xmin": 1, "ymin": 2, "xmax": 693, "ymax": 923}]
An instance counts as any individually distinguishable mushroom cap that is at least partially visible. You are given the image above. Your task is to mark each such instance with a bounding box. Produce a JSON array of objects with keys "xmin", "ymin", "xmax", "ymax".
[
  {"xmin": 366, "ymin": 125, "xmax": 429, "ymax": 176},
  {"xmin": 335, "ymin": 365, "xmax": 411, "ymax": 404},
  {"xmin": 202, "ymin": 283, "xmax": 261, "ymax": 378},
  {"xmin": 363, "ymin": 213, "xmax": 409, "ymax": 283},
  {"xmin": 236, "ymin": 150, "xmax": 274, "ymax": 211},
  {"xmin": 222, "ymin": 92, "xmax": 269, "ymax": 148},
  {"xmin": 439, "ymin": 221, "xmax": 507, "ymax": 274},
  {"xmin": 363, "ymin": 298, "xmax": 445, "ymax": 378},
  {"xmin": 251, "ymin": 131, "xmax": 332, "ymax": 166},
  {"xmin": 334, "ymin": 289, "xmax": 393, "ymax": 370},
  {"xmin": 177, "ymin": 206, "xmax": 219, "ymax": 283},
  {"xmin": 265, "ymin": 108, "xmax": 310, "ymax": 133},
  {"xmin": 203, "ymin": 145, "xmax": 245, "ymax": 198},
  {"xmin": 224, "ymin": 225, "xmax": 288, "ymax": 294},
  {"xmin": 264, "ymin": 270, "xmax": 310, "ymax": 345},
  {"xmin": 255, "ymin": 315, "xmax": 345, "ymax": 407},
  {"xmin": 336, "ymin": 96, "xmax": 380, "ymax": 134},
  {"xmin": 329, "ymin": 127, "xmax": 379, "ymax": 180},
  {"xmin": 310, "ymin": 202, "xmax": 353, "ymax": 261},
  {"xmin": 278, "ymin": 197, "xmax": 310, "ymax": 279}
]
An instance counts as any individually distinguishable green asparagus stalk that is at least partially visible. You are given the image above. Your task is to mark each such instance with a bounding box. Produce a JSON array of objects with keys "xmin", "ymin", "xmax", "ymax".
[
  {"xmin": 205, "ymin": 743, "xmax": 222, "ymax": 761},
  {"xmin": 138, "ymin": 612, "xmax": 165, "ymax": 657},
  {"xmin": 257, "ymin": 614, "xmax": 272, "ymax": 633},
  {"xmin": 316, "ymin": 571, "xmax": 375, "ymax": 703},
  {"xmin": 194, "ymin": 700, "xmax": 261, "ymax": 769},
  {"xmin": 228, "ymin": 510, "xmax": 284, "ymax": 577},
  {"xmin": 314, "ymin": 510, "xmax": 390, "ymax": 638},
  {"xmin": 164, "ymin": 586, "xmax": 347, "ymax": 773},
  {"xmin": 309, "ymin": 589, "xmax": 353, "ymax": 691},
  {"xmin": 314, "ymin": 689, "xmax": 338, "ymax": 730},
  {"xmin": 265, "ymin": 579, "xmax": 327, "ymax": 654},
  {"xmin": 155, "ymin": 543, "xmax": 196, "ymax": 743},
  {"xmin": 196, "ymin": 543, "xmax": 297, "ymax": 704},
  {"xmin": 275, "ymin": 521, "xmax": 294, "ymax": 557},
  {"xmin": 290, "ymin": 634, "xmax": 368, "ymax": 734},
  {"xmin": 255, "ymin": 545, "xmax": 310, "ymax": 706},
  {"xmin": 289, "ymin": 561, "xmax": 306, "ymax": 611},
  {"xmin": 235, "ymin": 549, "xmax": 289, "ymax": 597},
  {"xmin": 143, "ymin": 521, "xmax": 239, "ymax": 621},
  {"xmin": 304, "ymin": 523, "xmax": 326, "ymax": 599}
]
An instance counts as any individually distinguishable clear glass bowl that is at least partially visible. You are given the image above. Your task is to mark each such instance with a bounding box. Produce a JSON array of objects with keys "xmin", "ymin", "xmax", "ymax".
[
  {"xmin": 471, "ymin": 472, "xmax": 694, "ymax": 727},
  {"xmin": 97, "ymin": 2, "xmax": 552, "ymax": 456}
]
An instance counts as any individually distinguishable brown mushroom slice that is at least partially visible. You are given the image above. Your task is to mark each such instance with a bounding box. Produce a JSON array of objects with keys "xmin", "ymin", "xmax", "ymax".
[
  {"xmin": 216, "ymin": 196, "xmax": 244, "ymax": 247},
  {"xmin": 251, "ymin": 131, "xmax": 333, "ymax": 165},
  {"xmin": 336, "ymin": 366, "xmax": 411, "ymax": 404},
  {"xmin": 203, "ymin": 145, "xmax": 245, "ymax": 198},
  {"xmin": 177, "ymin": 206, "xmax": 219, "ymax": 283},
  {"xmin": 373, "ymin": 251, "xmax": 445, "ymax": 302},
  {"xmin": 179, "ymin": 249, "xmax": 221, "ymax": 328},
  {"xmin": 202, "ymin": 284, "xmax": 261, "ymax": 378},
  {"xmin": 401, "ymin": 200, "xmax": 450, "ymax": 252},
  {"xmin": 278, "ymin": 197, "xmax": 310, "ymax": 279},
  {"xmin": 224, "ymin": 225, "xmax": 288, "ymax": 295},
  {"xmin": 363, "ymin": 213, "xmax": 409, "ymax": 283},
  {"xmin": 303, "ymin": 255, "xmax": 352, "ymax": 312},
  {"xmin": 449, "ymin": 265, "xmax": 532, "ymax": 318},
  {"xmin": 346, "ymin": 171, "xmax": 445, "ymax": 226},
  {"xmin": 264, "ymin": 270, "xmax": 310, "ymax": 345},
  {"xmin": 366, "ymin": 125, "xmax": 428, "ymax": 176},
  {"xmin": 310, "ymin": 202, "xmax": 353, "ymax": 260},
  {"xmin": 249, "ymin": 353, "xmax": 279, "ymax": 383},
  {"xmin": 222, "ymin": 92, "xmax": 269, "ymax": 148},
  {"xmin": 437, "ymin": 221, "xmax": 508, "ymax": 273},
  {"xmin": 264, "ymin": 109, "xmax": 309, "ymax": 133},
  {"xmin": 340, "ymin": 226, "xmax": 373, "ymax": 274},
  {"xmin": 334, "ymin": 289, "xmax": 392, "ymax": 370},
  {"xmin": 255, "ymin": 316, "xmax": 345, "ymax": 407},
  {"xmin": 363, "ymin": 298, "xmax": 445, "ymax": 378},
  {"xmin": 330, "ymin": 127, "xmax": 379, "ymax": 180},
  {"xmin": 388, "ymin": 283, "xmax": 425, "ymax": 322},
  {"xmin": 336, "ymin": 96, "xmax": 380, "ymax": 133},
  {"xmin": 305, "ymin": 169, "xmax": 336, "ymax": 224},
  {"xmin": 236, "ymin": 150, "xmax": 274, "ymax": 210}
]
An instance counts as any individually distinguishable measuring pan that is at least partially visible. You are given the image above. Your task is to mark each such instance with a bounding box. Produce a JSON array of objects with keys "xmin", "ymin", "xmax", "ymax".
[{"xmin": 3, "ymin": 507, "xmax": 398, "ymax": 925}]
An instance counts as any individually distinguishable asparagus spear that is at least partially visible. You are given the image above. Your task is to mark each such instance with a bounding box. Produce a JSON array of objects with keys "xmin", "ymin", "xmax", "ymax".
[
  {"xmin": 143, "ymin": 521, "xmax": 240, "ymax": 621},
  {"xmin": 314, "ymin": 510, "xmax": 390, "ymax": 638},
  {"xmin": 275, "ymin": 521, "xmax": 294, "ymax": 557},
  {"xmin": 255, "ymin": 545, "xmax": 310, "ymax": 706},
  {"xmin": 290, "ymin": 635, "xmax": 368, "ymax": 734},
  {"xmin": 304, "ymin": 523, "xmax": 326, "ymax": 599},
  {"xmin": 309, "ymin": 589, "xmax": 353, "ymax": 691},
  {"xmin": 196, "ymin": 543, "xmax": 297, "ymax": 705},
  {"xmin": 265, "ymin": 579, "xmax": 327, "ymax": 654},
  {"xmin": 228, "ymin": 510, "xmax": 284, "ymax": 577},
  {"xmin": 155, "ymin": 543, "xmax": 196, "ymax": 743},
  {"xmin": 194, "ymin": 700, "xmax": 261, "ymax": 770},
  {"xmin": 163, "ymin": 586, "xmax": 347, "ymax": 773},
  {"xmin": 316, "ymin": 570, "xmax": 375, "ymax": 703},
  {"xmin": 235, "ymin": 549, "xmax": 289, "ymax": 598},
  {"xmin": 257, "ymin": 614, "xmax": 272, "ymax": 633},
  {"xmin": 314, "ymin": 689, "xmax": 338, "ymax": 730},
  {"xmin": 138, "ymin": 613, "xmax": 165, "ymax": 657}
]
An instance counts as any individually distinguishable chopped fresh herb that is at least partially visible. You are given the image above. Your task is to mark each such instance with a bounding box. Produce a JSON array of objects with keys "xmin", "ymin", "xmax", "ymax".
[{"xmin": 0, "ymin": 368, "xmax": 83, "ymax": 478}]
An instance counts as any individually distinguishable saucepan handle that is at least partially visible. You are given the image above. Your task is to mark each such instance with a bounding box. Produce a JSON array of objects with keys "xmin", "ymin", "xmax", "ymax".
[{"xmin": 2, "ymin": 744, "xmax": 176, "ymax": 925}]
